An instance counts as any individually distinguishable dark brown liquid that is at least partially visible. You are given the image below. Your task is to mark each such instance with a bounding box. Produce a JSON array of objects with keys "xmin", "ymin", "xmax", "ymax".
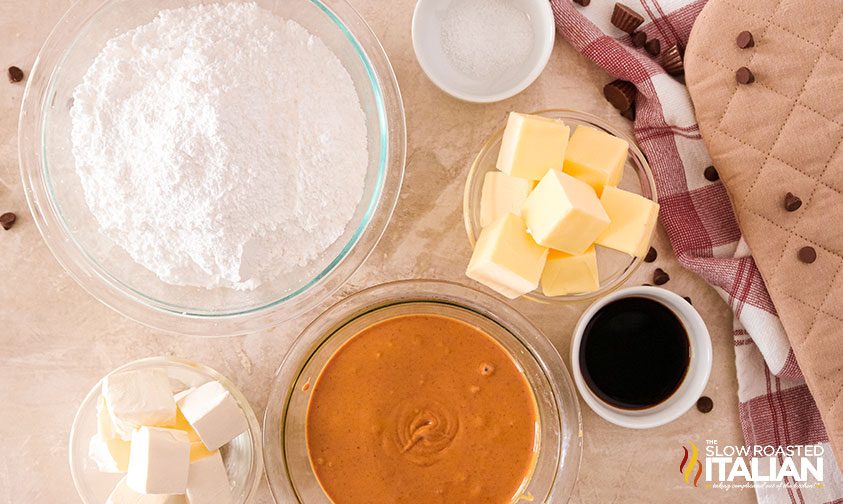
[{"xmin": 580, "ymin": 297, "xmax": 690, "ymax": 409}]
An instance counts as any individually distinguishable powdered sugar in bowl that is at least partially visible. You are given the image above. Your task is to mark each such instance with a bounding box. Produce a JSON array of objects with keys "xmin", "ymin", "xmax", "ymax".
[{"xmin": 19, "ymin": 0, "xmax": 405, "ymax": 336}]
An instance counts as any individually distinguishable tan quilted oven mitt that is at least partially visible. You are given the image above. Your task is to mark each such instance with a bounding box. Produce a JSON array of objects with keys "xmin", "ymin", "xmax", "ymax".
[{"xmin": 685, "ymin": 0, "xmax": 843, "ymax": 463}]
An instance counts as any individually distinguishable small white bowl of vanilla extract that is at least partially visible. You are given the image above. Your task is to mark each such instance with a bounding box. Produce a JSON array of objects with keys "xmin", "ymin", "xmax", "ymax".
[{"xmin": 570, "ymin": 286, "xmax": 713, "ymax": 429}]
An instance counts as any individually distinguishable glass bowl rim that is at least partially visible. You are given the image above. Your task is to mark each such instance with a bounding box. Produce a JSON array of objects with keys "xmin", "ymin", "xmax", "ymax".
[
  {"xmin": 261, "ymin": 279, "xmax": 583, "ymax": 503},
  {"xmin": 67, "ymin": 356, "xmax": 264, "ymax": 504},
  {"xmin": 18, "ymin": 0, "xmax": 406, "ymax": 336},
  {"xmin": 462, "ymin": 108, "xmax": 657, "ymax": 304}
]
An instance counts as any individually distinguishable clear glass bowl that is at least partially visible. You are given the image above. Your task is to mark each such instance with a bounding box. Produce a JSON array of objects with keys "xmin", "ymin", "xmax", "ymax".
[
  {"xmin": 463, "ymin": 109, "xmax": 657, "ymax": 303},
  {"xmin": 263, "ymin": 280, "xmax": 583, "ymax": 503},
  {"xmin": 68, "ymin": 357, "xmax": 263, "ymax": 504},
  {"xmin": 18, "ymin": 0, "xmax": 406, "ymax": 336}
]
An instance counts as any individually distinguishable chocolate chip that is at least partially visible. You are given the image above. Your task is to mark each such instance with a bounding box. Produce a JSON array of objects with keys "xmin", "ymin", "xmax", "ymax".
[
  {"xmin": 662, "ymin": 44, "xmax": 684, "ymax": 75},
  {"xmin": 603, "ymin": 79, "xmax": 636, "ymax": 112},
  {"xmin": 798, "ymin": 246, "xmax": 817, "ymax": 264},
  {"xmin": 8, "ymin": 66, "xmax": 24, "ymax": 83},
  {"xmin": 683, "ymin": 296, "xmax": 693, "ymax": 305},
  {"xmin": 574, "ymin": 0, "xmax": 591, "ymax": 6},
  {"xmin": 704, "ymin": 165, "xmax": 719, "ymax": 181},
  {"xmin": 696, "ymin": 396, "xmax": 713, "ymax": 413},
  {"xmin": 0, "ymin": 212, "xmax": 16, "ymax": 230},
  {"xmin": 642, "ymin": 283, "xmax": 653, "ymax": 287},
  {"xmin": 784, "ymin": 192, "xmax": 802, "ymax": 212},
  {"xmin": 621, "ymin": 106, "xmax": 636, "ymax": 121},
  {"xmin": 736, "ymin": 31, "xmax": 754, "ymax": 49},
  {"xmin": 644, "ymin": 246, "xmax": 657, "ymax": 263},
  {"xmin": 736, "ymin": 66, "xmax": 755, "ymax": 84},
  {"xmin": 611, "ymin": 3, "xmax": 645, "ymax": 34},
  {"xmin": 631, "ymin": 31, "xmax": 647, "ymax": 48},
  {"xmin": 653, "ymin": 268, "xmax": 670, "ymax": 285},
  {"xmin": 645, "ymin": 38, "xmax": 661, "ymax": 56}
]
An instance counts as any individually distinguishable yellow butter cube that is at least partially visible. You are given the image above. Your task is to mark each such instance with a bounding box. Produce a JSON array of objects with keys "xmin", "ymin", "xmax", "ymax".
[
  {"xmin": 541, "ymin": 247, "xmax": 600, "ymax": 296},
  {"xmin": 520, "ymin": 169, "xmax": 610, "ymax": 255},
  {"xmin": 466, "ymin": 213, "xmax": 549, "ymax": 299},
  {"xmin": 479, "ymin": 171, "xmax": 536, "ymax": 227},
  {"xmin": 563, "ymin": 125, "xmax": 628, "ymax": 195},
  {"xmin": 596, "ymin": 186, "xmax": 660, "ymax": 257},
  {"xmin": 496, "ymin": 112, "xmax": 570, "ymax": 181}
]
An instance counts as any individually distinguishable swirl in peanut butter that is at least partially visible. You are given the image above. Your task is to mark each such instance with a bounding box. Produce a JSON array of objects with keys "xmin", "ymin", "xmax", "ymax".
[
  {"xmin": 305, "ymin": 314, "xmax": 538, "ymax": 503},
  {"xmin": 389, "ymin": 400, "xmax": 459, "ymax": 467}
]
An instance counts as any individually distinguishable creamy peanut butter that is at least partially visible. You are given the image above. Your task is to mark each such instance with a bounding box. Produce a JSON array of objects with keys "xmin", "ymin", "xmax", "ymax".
[{"xmin": 306, "ymin": 313, "xmax": 538, "ymax": 503}]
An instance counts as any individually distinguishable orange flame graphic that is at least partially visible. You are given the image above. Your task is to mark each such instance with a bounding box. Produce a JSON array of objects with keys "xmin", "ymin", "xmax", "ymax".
[{"xmin": 679, "ymin": 441, "xmax": 702, "ymax": 487}]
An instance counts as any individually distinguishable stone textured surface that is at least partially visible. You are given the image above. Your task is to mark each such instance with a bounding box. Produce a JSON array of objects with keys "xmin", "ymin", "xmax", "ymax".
[{"xmin": 0, "ymin": 1, "xmax": 753, "ymax": 502}]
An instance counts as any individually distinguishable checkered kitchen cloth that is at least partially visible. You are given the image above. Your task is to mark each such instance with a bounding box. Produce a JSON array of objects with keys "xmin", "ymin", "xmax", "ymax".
[{"xmin": 548, "ymin": 0, "xmax": 843, "ymax": 502}]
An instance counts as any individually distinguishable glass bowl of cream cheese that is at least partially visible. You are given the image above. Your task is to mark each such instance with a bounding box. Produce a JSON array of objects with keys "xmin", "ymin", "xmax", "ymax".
[
  {"xmin": 19, "ymin": 0, "xmax": 405, "ymax": 336},
  {"xmin": 68, "ymin": 356, "xmax": 263, "ymax": 504}
]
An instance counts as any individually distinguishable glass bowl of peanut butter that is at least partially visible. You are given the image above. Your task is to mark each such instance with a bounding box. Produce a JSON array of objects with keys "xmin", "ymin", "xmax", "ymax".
[{"xmin": 263, "ymin": 279, "xmax": 582, "ymax": 504}]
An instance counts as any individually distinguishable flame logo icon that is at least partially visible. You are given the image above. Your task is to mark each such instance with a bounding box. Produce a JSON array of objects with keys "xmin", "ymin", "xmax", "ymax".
[{"xmin": 680, "ymin": 441, "xmax": 703, "ymax": 487}]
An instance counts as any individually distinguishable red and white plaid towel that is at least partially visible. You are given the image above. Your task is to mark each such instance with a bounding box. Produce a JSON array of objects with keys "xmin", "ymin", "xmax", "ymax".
[{"xmin": 548, "ymin": 1, "xmax": 843, "ymax": 502}]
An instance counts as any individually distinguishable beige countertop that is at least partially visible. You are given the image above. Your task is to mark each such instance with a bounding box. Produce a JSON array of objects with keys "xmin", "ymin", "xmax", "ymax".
[{"xmin": 0, "ymin": 1, "xmax": 755, "ymax": 502}]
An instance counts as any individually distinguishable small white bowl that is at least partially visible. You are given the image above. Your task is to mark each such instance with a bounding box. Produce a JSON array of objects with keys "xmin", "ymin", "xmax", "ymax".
[
  {"xmin": 570, "ymin": 287, "xmax": 713, "ymax": 429},
  {"xmin": 412, "ymin": 0, "xmax": 556, "ymax": 103}
]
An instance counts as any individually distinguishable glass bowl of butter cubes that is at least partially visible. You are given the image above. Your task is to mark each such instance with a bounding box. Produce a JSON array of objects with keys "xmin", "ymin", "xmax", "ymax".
[
  {"xmin": 463, "ymin": 109, "xmax": 658, "ymax": 302},
  {"xmin": 69, "ymin": 357, "xmax": 263, "ymax": 504}
]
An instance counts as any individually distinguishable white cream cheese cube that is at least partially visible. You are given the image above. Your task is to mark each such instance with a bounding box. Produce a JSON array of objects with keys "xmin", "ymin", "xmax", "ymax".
[
  {"xmin": 177, "ymin": 381, "xmax": 247, "ymax": 451},
  {"xmin": 103, "ymin": 369, "xmax": 176, "ymax": 440},
  {"xmin": 89, "ymin": 395, "xmax": 131, "ymax": 473},
  {"xmin": 127, "ymin": 427, "xmax": 190, "ymax": 495},
  {"xmin": 172, "ymin": 387, "xmax": 195, "ymax": 403},
  {"xmin": 107, "ymin": 477, "xmax": 186, "ymax": 504},
  {"xmin": 186, "ymin": 451, "xmax": 234, "ymax": 504},
  {"xmin": 479, "ymin": 171, "xmax": 536, "ymax": 227},
  {"xmin": 89, "ymin": 436, "xmax": 124, "ymax": 474}
]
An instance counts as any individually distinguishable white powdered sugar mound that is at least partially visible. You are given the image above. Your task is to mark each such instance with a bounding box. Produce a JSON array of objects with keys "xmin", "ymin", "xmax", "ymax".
[{"xmin": 70, "ymin": 3, "xmax": 368, "ymax": 290}]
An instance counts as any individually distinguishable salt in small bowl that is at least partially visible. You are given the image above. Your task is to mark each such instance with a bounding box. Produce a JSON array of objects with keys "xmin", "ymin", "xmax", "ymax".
[{"xmin": 412, "ymin": 0, "xmax": 556, "ymax": 103}]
